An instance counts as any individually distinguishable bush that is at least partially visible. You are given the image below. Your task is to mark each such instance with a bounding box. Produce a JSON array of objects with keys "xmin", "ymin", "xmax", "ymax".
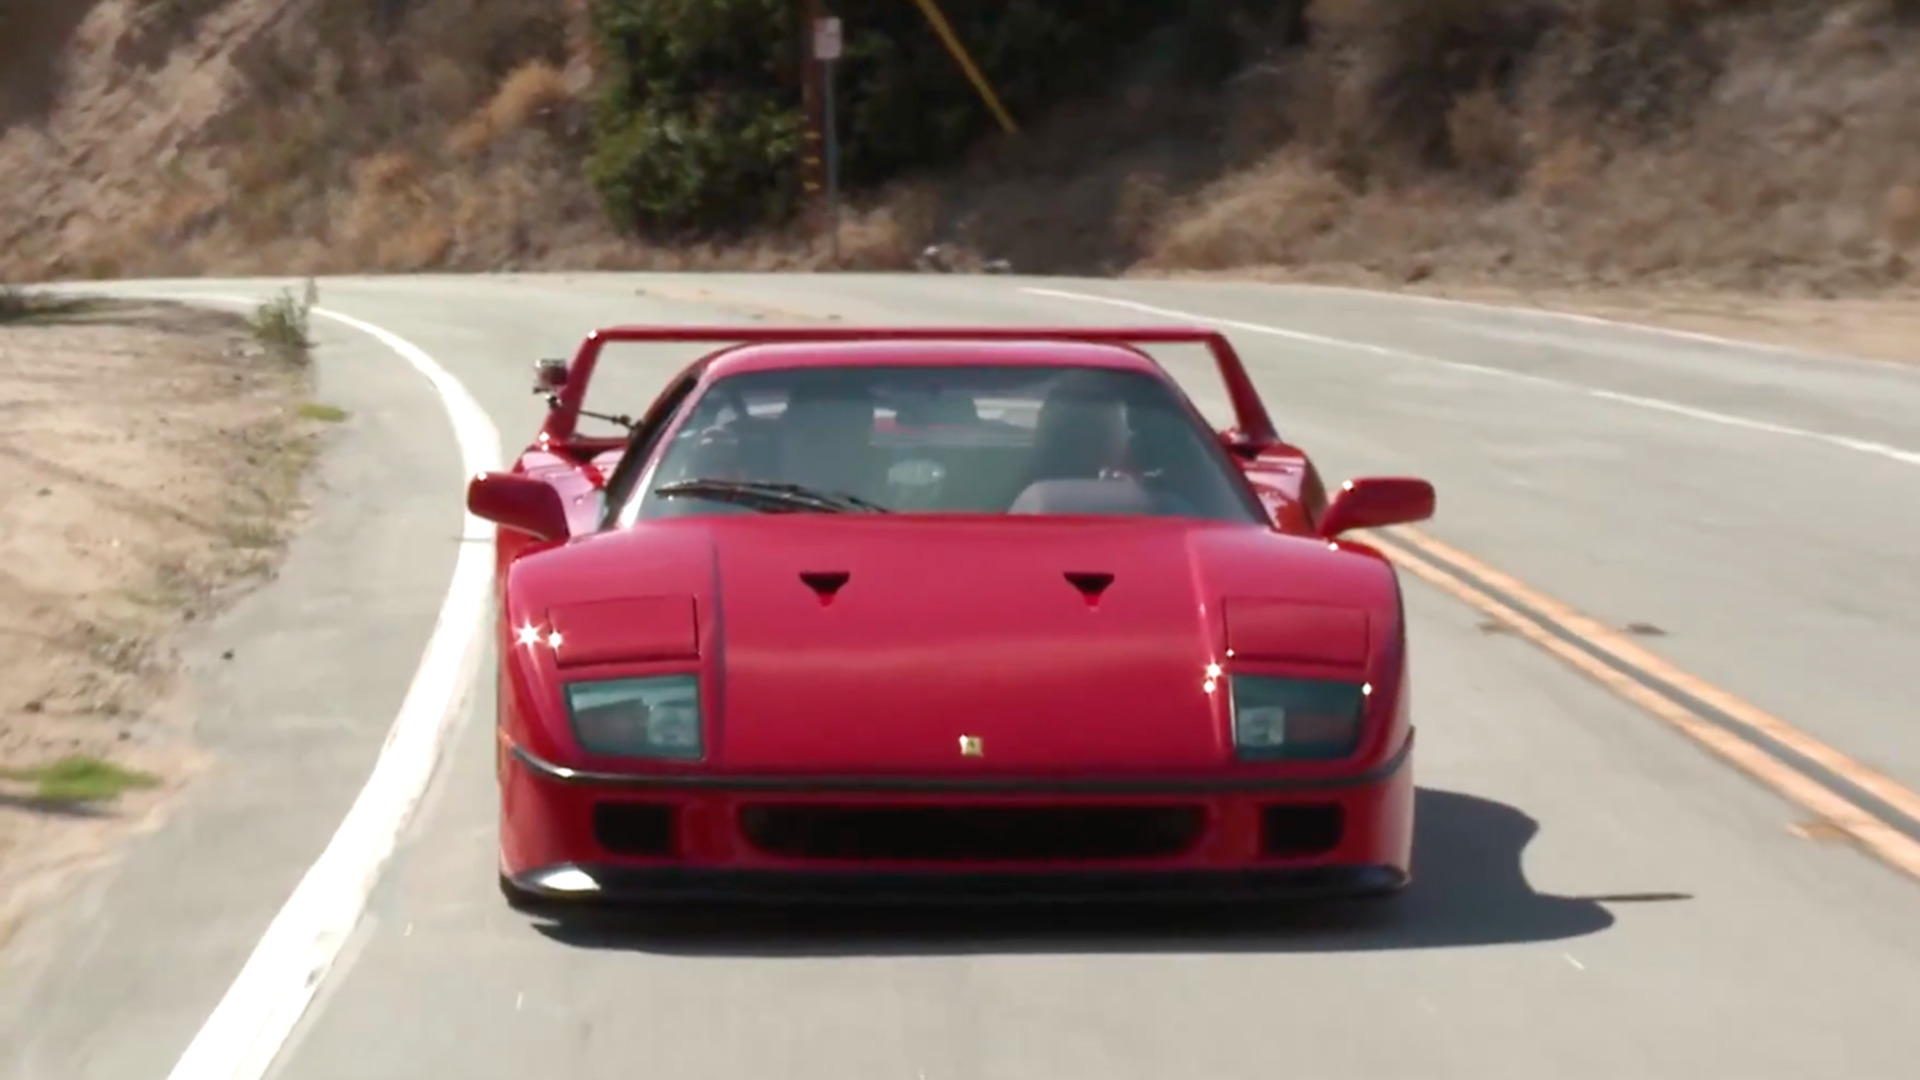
[{"xmin": 585, "ymin": 0, "xmax": 1289, "ymax": 235}]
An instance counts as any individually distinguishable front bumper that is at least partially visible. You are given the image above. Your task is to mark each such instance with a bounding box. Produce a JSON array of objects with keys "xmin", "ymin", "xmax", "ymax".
[
  {"xmin": 498, "ymin": 733, "xmax": 1414, "ymax": 908},
  {"xmin": 506, "ymin": 863, "xmax": 1405, "ymax": 907}
]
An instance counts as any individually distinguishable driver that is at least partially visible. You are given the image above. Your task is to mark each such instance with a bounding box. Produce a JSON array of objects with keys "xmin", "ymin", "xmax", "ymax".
[{"xmin": 772, "ymin": 384, "xmax": 879, "ymax": 497}]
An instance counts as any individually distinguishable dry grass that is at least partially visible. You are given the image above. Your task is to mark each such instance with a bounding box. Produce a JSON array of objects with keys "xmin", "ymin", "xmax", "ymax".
[
  {"xmin": 1133, "ymin": 0, "xmax": 1920, "ymax": 293},
  {"xmin": 1, "ymin": 0, "xmax": 1918, "ymax": 294}
]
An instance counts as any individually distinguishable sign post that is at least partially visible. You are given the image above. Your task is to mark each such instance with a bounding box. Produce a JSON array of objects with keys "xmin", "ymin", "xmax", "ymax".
[{"xmin": 813, "ymin": 16, "xmax": 843, "ymax": 265}]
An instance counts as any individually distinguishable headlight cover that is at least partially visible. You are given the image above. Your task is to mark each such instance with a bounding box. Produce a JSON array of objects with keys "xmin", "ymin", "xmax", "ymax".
[
  {"xmin": 1229, "ymin": 674, "xmax": 1367, "ymax": 761},
  {"xmin": 564, "ymin": 675, "xmax": 703, "ymax": 761}
]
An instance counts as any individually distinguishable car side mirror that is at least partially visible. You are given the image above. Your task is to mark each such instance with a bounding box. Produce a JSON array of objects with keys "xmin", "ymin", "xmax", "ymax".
[
  {"xmin": 533, "ymin": 357, "xmax": 568, "ymax": 394},
  {"xmin": 467, "ymin": 471, "xmax": 570, "ymax": 542},
  {"xmin": 1219, "ymin": 428, "xmax": 1280, "ymax": 460},
  {"xmin": 1318, "ymin": 477, "xmax": 1435, "ymax": 540}
]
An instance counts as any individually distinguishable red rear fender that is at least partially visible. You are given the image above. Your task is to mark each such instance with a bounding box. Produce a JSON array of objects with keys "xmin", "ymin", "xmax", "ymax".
[{"xmin": 1236, "ymin": 442, "xmax": 1327, "ymax": 533}]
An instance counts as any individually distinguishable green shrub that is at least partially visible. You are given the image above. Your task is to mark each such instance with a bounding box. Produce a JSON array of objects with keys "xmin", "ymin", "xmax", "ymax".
[{"xmin": 585, "ymin": 0, "xmax": 1285, "ymax": 235}]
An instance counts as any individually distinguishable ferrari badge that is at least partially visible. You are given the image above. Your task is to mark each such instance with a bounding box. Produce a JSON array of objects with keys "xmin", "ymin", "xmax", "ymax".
[{"xmin": 958, "ymin": 734, "xmax": 984, "ymax": 757}]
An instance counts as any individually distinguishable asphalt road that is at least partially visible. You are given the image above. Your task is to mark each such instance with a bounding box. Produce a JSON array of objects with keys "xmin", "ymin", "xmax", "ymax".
[{"xmin": 5, "ymin": 272, "xmax": 1920, "ymax": 1080}]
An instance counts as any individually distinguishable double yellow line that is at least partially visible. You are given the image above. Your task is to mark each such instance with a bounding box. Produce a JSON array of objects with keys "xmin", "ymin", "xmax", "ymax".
[{"xmin": 1370, "ymin": 526, "xmax": 1920, "ymax": 885}]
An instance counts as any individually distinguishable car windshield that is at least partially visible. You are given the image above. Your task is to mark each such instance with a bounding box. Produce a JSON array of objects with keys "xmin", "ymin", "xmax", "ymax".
[{"xmin": 618, "ymin": 364, "xmax": 1267, "ymax": 523}]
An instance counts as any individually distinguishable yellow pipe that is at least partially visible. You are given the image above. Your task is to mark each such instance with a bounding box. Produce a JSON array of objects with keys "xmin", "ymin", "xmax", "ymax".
[{"xmin": 907, "ymin": 0, "xmax": 1019, "ymax": 134}]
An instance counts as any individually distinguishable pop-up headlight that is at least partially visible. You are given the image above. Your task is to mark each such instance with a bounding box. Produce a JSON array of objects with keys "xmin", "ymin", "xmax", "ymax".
[
  {"xmin": 564, "ymin": 675, "xmax": 703, "ymax": 761},
  {"xmin": 1229, "ymin": 675, "xmax": 1367, "ymax": 761}
]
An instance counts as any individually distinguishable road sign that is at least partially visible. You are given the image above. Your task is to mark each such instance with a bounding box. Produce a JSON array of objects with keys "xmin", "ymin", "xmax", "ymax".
[{"xmin": 813, "ymin": 17, "xmax": 842, "ymax": 61}]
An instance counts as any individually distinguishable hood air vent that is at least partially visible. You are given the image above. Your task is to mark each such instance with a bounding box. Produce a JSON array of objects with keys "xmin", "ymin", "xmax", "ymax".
[
  {"xmin": 799, "ymin": 570, "xmax": 851, "ymax": 604},
  {"xmin": 1063, "ymin": 571, "xmax": 1114, "ymax": 606}
]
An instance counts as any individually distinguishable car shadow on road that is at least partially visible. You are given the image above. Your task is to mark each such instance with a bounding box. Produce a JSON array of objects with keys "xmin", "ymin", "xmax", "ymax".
[{"xmin": 531, "ymin": 787, "xmax": 1688, "ymax": 958}]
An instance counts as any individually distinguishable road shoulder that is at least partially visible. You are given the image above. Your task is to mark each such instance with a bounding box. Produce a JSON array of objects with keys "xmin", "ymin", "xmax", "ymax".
[
  {"xmin": 0, "ymin": 293, "xmax": 325, "ymax": 944},
  {"xmin": 0, "ymin": 292, "xmax": 465, "ymax": 1080}
]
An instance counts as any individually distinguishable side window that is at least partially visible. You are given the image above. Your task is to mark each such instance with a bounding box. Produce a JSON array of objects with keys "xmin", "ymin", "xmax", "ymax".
[
  {"xmin": 661, "ymin": 390, "xmax": 740, "ymax": 450},
  {"xmin": 597, "ymin": 373, "xmax": 702, "ymax": 530}
]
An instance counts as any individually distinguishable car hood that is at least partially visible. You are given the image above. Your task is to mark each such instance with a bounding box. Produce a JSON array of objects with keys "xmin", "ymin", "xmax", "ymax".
[{"xmin": 514, "ymin": 515, "xmax": 1397, "ymax": 774}]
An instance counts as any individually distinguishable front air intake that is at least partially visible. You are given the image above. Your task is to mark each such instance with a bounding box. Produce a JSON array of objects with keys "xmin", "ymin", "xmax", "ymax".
[
  {"xmin": 592, "ymin": 802, "xmax": 677, "ymax": 857},
  {"xmin": 1258, "ymin": 803, "xmax": 1343, "ymax": 858},
  {"xmin": 739, "ymin": 803, "xmax": 1203, "ymax": 862}
]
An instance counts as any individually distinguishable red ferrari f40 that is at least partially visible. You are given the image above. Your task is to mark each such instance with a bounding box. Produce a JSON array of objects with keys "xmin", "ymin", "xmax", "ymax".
[{"xmin": 468, "ymin": 324, "xmax": 1435, "ymax": 911}]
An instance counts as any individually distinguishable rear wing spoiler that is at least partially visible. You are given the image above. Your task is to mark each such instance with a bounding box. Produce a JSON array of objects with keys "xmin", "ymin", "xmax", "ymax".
[{"xmin": 532, "ymin": 325, "xmax": 1279, "ymax": 449}]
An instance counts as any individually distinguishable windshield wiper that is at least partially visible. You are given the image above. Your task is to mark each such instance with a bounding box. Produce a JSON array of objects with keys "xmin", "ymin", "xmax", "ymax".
[{"xmin": 652, "ymin": 478, "xmax": 893, "ymax": 514}]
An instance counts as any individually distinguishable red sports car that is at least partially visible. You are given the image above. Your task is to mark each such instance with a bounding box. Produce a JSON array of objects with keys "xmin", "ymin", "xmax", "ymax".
[{"xmin": 467, "ymin": 324, "xmax": 1435, "ymax": 912}]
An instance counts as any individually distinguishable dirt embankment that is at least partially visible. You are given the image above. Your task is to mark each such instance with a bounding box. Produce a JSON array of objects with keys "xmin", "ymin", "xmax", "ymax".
[
  {"xmin": 1137, "ymin": 0, "xmax": 1920, "ymax": 296},
  {"xmin": 0, "ymin": 289, "xmax": 329, "ymax": 944},
  {"xmin": 2, "ymin": 0, "xmax": 1917, "ymax": 297}
]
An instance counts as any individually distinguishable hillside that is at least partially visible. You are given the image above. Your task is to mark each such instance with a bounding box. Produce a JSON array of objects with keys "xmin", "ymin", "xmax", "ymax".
[{"xmin": 2, "ymin": 0, "xmax": 1918, "ymax": 292}]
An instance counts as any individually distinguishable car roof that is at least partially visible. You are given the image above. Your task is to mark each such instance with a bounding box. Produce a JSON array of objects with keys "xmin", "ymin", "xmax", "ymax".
[{"xmin": 699, "ymin": 338, "xmax": 1165, "ymax": 380}]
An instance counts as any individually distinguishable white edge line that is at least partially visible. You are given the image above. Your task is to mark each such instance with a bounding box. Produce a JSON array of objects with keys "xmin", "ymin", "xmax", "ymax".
[
  {"xmin": 1124, "ymin": 276, "xmax": 1918, "ymax": 370},
  {"xmin": 116, "ymin": 291, "xmax": 503, "ymax": 1080},
  {"xmin": 1022, "ymin": 286, "xmax": 1920, "ymax": 468}
]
